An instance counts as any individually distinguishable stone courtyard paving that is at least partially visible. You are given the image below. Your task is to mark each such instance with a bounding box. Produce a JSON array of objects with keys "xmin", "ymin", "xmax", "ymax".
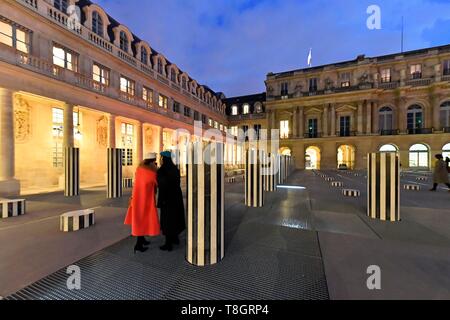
[{"xmin": 1, "ymin": 170, "xmax": 449, "ymax": 300}]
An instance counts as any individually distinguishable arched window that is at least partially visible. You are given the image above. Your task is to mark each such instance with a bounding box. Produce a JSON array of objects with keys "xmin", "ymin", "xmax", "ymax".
[
  {"xmin": 379, "ymin": 106, "xmax": 393, "ymax": 133},
  {"xmin": 182, "ymin": 77, "xmax": 187, "ymax": 89},
  {"xmin": 443, "ymin": 143, "xmax": 450, "ymax": 159},
  {"xmin": 140, "ymin": 47, "xmax": 148, "ymax": 65},
  {"xmin": 409, "ymin": 144, "xmax": 429, "ymax": 168},
  {"xmin": 54, "ymin": 0, "xmax": 68, "ymax": 12},
  {"xmin": 440, "ymin": 101, "xmax": 450, "ymax": 129},
  {"xmin": 243, "ymin": 104, "xmax": 250, "ymax": 115},
  {"xmin": 231, "ymin": 105, "xmax": 238, "ymax": 116},
  {"xmin": 157, "ymin": 59, "xmax": 163, "ymax": 75},
  {"xmin": 92, "ymin": 11, "xmax": 103, "ymax": 37},
  {"xmin": 407, "ymin": 105, "xmax": 423, "ymax": 132},
  {"xmin": 379, "ymin": 144, "xmax": 398, "ymax": 152},
  {"xmin": 119, "ymin": 31, "xmax": 129, "ymax": 52}
]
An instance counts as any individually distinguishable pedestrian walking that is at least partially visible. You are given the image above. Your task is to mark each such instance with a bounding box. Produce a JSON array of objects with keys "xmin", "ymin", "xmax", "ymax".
[{"xmin": 430, "ymin": 154, "xmax": 450, "ymax": 192}]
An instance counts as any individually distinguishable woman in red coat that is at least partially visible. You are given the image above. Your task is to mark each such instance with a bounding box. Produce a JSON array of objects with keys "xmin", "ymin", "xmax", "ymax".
[{"xmin": 124, "ymin": 152, "xmax": 160, "ymax": 253}]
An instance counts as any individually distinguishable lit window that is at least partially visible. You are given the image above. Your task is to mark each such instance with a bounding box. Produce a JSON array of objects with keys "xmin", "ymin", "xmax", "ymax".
[
  {"xmin": 231, "ymin": 126, "xmax": 238, "ymax": 137},
  {"xmin": 381, "ymin": 68, "xmax": 391, "ymax": 83},
  {"xmin": 209, "ymin": 119, "xmax": 213, "ymax": 127},
  {"xmin": 379, "ymin": 144, "xmax": 397, "ymax": 152},
  {"xmin": 158, "ymin": 94, "xmax": 168, "ymax": 109},
  {"xmin": 92, "ymin": 63, "xmax": 109, "ymax": 86},
  {"xmin": 53, "ymin": 44, "xmax": 78, "ymax": 71},
  {"xmin": 52, "ymin": 108, "xmax": 64, "ymax": 137},
  {"xmin": 143, "ymin": 87, "xmax": 153, "ymax": 106},
  {"xmin": 409, "ymin": 144, "xmax": 429, "ymax": 168},
  {"xmin": 410, "ymin": 64, "xmax": 422, "ymax": 79},
  {"xmin": 340, "ymin": 72, "xmax": 351, "ymax": 87},
  {"xmin": 231, "ymin": 105, "xmax": 238, "ymax": 115},
  {"xmin": 0, "ymin": 20, "xmax": 30, "ymax": 53},
  {"xmin": 120, "ymin": 76, "xmax": 135, "ymax": 96},
  {"xmin": 214, "ymin": 121, "xmax": 219, "ymax": 129},
  {"xmin": 280, "ymin": 120, "xmax": 289, "ymax": 139},
  {"xmin": 119, "ymin": 31, "xmax": 129, "ymax": 52},
  {"xmin": 243, "ymin": 104, "xmax": 250, "ymax": 115},
  {"xmin": 121, "ymin": 123, "xmax": 134, "ymax": 166},
  {"xmin": 407, "ymin": 105, "xmax": 423, "ymax": 131},
  {"xmin": 92, "ymin": 11, "xmax": 103, "ymax": 37}
]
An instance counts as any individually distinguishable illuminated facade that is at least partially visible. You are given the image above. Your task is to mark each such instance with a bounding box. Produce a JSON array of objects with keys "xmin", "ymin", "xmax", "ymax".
[
  {"xmin": 240, "ymin": 46, "xmax": 450, "ymax": 170},
  {"xmin": 0, "ymin": 0, "xmax": 233, "ymax": 196}
]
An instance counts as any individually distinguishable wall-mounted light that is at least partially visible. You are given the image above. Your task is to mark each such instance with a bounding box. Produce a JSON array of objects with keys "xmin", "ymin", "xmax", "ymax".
[{"xmin": 75, "ymin": 107, "xmax": 82, "ymax": 140}]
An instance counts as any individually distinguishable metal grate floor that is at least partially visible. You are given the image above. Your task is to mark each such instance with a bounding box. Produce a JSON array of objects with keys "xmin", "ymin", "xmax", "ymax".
[{"xmin": 7, "ymin": 181, "xmax": 329, "ymax": 300}]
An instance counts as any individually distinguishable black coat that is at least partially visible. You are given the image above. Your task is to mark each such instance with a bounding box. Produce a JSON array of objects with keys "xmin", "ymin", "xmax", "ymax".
[{"xmin": 157, "ymin": 163, "xmax": 186, "ymax": 237}]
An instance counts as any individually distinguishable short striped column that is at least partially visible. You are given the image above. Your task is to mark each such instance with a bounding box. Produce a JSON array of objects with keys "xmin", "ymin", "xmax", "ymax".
[
  {"xmin": 245, "ymin": 149, "xmax": 264, "ymax": 207},
  {"xmin": 263, "ymin": 153, "xmax": 276, "ymax": 192},
  {"xmin": 107, "ymin": 148, "xmax": 123, "ymax": 198},
  {"xmin": 343, "ymin": 189, "xmax": 361, "ymax": 197},
  {"xmin": 1, "ymin": 199, "xmax": 26, "ymax": 219},
  {"xmin": 60, "ymin": 209, "xmax": 95, "ymax": 232},
  {"xmin": 331, "ymin": 181, "xmax": 343, "ymax": 187},
  {"xmin": 64, "ymin": 147, "xmax": 79, "ymax": 197},
  {"xmin": 367, "ymin": 152, "xmax": 400, "ymax": 222},
  {"xmin": 404, "ymin": 184, "xmax": 420, "ymax": 191},
  {"xmin": 186, "ymin": 142, "xmax": 224, "ymax": 267}
]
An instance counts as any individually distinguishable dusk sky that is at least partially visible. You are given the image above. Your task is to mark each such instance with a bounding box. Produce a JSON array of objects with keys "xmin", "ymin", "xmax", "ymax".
[{"xmin": 96, "ymin": 0, "xmax": 450, "ymax": 97}]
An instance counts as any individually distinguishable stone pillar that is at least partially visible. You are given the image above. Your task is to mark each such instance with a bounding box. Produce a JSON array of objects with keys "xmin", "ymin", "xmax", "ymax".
[
  {"xmin": 186, "ymin": 142, "xmax": 225, "ymax": 266},
  {"xmin": 0, "ymin": 88, "xmax": 20, "ymax": 197},
  {"xmin": 159, "ymin": 127, "xmax": 164, "ymax": 152},
  {"xmin": 357, "ymin": 102, "xmax": 364, "ymax": 135},
  {"xmin": 367, "ymin": 152, "xmax": 400, "ymax": 222},
  {"xmin": 293, "ymin": 107, "xmax": 298, "ymax": 138},
  {"xmin": 298, "ymin": 107, "xmax": 304, "ymax": 139},
  {"xmin": 136, "ymin": 122, "xmax": 143, "ymax": 163},
  {"xmin": 323, "ymin": 105, "xmax": 329, "ymax": 137},
  {"xmin": 435, "ymin": 64, "xmax": 442, "ymax": 83},
  {"xmin": 63, "ymin": 103, "xmax": 79, "ymax": 197},
  {"xmin": 330, "ymin": 104, "xmax": 336, "ymax": 136},
  {"xmin": 398, "ymin": 99, "xmax": 407, "ymax": 134},
  {"xmin": 107, "ymin": 115, "xmax": 123, "ymax": 199},
  {"xmin": 367, "ymin": 101, "xmax": 373, "ymax": 134},
  {"xmin": 245, "ymin": 149, "xmax": 264, "ymax": 207},
  {"xmin": 400, "ymin": 69, "xmax": 406, "ymax": 87}
]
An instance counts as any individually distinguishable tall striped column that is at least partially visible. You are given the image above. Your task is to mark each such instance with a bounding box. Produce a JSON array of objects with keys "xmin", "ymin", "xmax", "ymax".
[
  {"xmin": 107, "ymin": 148, "xmax": 123, "ymax": 198},
  {"xmin": 367, "ymin": 152, "xmax": 400, "ymax": 222},
  {"xmin": 263, "ymin": 153, "xmax": 276, "ymax": 192},
  {"xmin": 64, "ymin": 147, "xmax": 79, "ymax": 197},
  {"xmin": 186, "ymin": 142, "xmax": 224, "ymax": 267},
  {"xmin": 277, "ymin": 154, "xmax": 283, "ymax": 184},
  {"xmin": 245, "ymin": 149, "xmax": 264, "ymax": 207}
]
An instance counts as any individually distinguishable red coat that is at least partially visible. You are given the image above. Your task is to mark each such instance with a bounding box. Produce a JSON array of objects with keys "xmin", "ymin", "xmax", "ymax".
[{"xmin": 124, "ymin": 166, "xmax": 160, "ymax": 237}]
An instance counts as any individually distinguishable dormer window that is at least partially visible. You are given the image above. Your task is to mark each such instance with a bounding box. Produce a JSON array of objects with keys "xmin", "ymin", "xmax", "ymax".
[
  {"xmin": 92, "ymin": 11, "xmax": 103, "ymax": 37},
  {"xmin": 340, "ymin": 72, "xmax": 351, "ymax": 87},
  {"xmin": 141, "ymin": 47, "xmax": 148, "ymax": 65},
  {"xmin": 182, "ymin": 77, "xmax": 187, "ymax": 89},
  {"xmin": 54, "ymin": 0, "xmax": 68, "ymax": 13},
  {"xmin": 157, "ymin": 59, "xmax": 163, "ymax": 74},
  {"xmin": 119, "ymin": 31, "xmax": 128, "ymax": 52},
  {"xmin": 243, "ymin": 104, "xmax": 250, "ymax": 115},
  {"xmin": 231, "ymin": 105, "xmax": 238, "ymax": 116},
  {"xmin": 170, "ymin": 69, "xmax": 177, "ymax": 83}
]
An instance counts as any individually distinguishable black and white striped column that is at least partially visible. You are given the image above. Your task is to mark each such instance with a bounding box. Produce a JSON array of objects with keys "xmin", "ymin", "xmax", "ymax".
[
  {"xmin": 1, "ymin": 199, "xmax": 26, "ymax": 218},
  {"xmin": 277, "ymin": 155, "xmax": 284, "ymax": 184},
  {"xmin": 64, "ymin": 147, "xmax": 79, "ymax": 197},
  {"xmin": 186, "ymin": 142, "xmax": 224, "ymax": 267},
  {"xmin": 263, "ymin": 153, "xmax": 276, "ymax": 192},
  {"xmin": 245, "ymin": 149, "xmax": 264, "ymax": 207},
  {"xmin": 367, "ymin": 152, "xmax": 400, "ymax": 222},
  {"xmin": 107, "ymin": 148, "xmax": 123, "ymax": 198}
]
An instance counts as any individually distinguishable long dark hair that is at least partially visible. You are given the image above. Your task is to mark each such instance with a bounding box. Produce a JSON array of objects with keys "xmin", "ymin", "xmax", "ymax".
[{"xmin": 161, "ymin": 156, "xmax": 176, "ymax": 169}]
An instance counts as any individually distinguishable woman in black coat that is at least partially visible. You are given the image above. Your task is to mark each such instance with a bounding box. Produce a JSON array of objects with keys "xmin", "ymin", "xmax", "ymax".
[{"xmin": 157, "ymin": 151, "xmax": 186, "ymax": 251}]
